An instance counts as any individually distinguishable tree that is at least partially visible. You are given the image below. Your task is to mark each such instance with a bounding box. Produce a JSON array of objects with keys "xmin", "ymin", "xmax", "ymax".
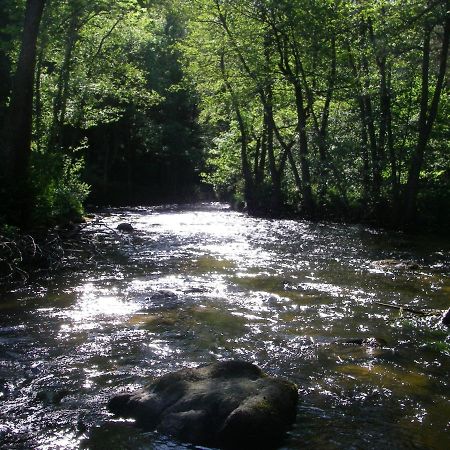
[
  {"xmin": 2, "ymin": 0, "xmax": 47, "ymax": 227},
  {"xmin": 403, "ymin": 0, "xmax": 449, "ymax": 226},
  {"xmin": 180, "ymin": 0, "xmax": 449, "ymax": 228}
]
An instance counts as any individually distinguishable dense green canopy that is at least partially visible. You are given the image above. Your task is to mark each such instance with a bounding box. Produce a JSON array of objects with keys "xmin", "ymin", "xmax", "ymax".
[{"xmin": 0, "ymin": 0, "xmax": 448, "ymax": 230}]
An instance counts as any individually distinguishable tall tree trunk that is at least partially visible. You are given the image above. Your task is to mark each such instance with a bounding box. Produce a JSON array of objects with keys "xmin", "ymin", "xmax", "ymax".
[
  {"xmin": 347, "ymin": 42, "xmax": 372, "ymax": 207},
  {"xmin": 385, "ymin": 68, "xmax": 400, "ymax": 216},
  {"xmin": 262, "ymin": 35, "xmax": 283, "ymax": 215},
  {"xmin": 4, "ymin": 0, "xmax": 46, "ymax": 227},
  {"xmin": 361, "ymin": 77, "xmax": 381, "ymax": 207},
  {"xmin": 357, "ymin": 97, "xmax": 371, "ymax": 205},
  {"xmin": 220, "ymin": 53, "xmax": 255, "ymax": 212},
  {"xmin": 368, "ymin": 17, "xmax": 399, "ymax": 220},
  {"xmin": 359, "ymin": 22, "xmax": 382, "ymax": 211},
  {"xmin": 257, "ymin": 128, "xmax": 267, "ymax": 185},
  {"xmin": 0, "ymin": 3, "xmax": 12, "ymax": 130},
  {"xmin": 127, "ymin": 126, "xmax": 134, "ymax": 200},
  {"xmin": 49, "ymin": 9, "xmax": 79, "ymax": 149},
  {"xmin": 35, "ymin": 45, "xmax": 44, "ymax": 153},
  {"xmin": 317, "ymin": 36, "xmax": 337, "ymax": 206},
  {"xmin": 254, "ymin": 135, "xmax": 262, "ymax": 181},
  {"xmin": 216, "ymin": 5, "xmax": 290, "ymax": 214},
  {"xmin": 403, "ymin": 11, "xmax": 450, "ymax": 226},
  {"xmin": 264, "ymin": 86, "xmax": 283, "ymax": 215},
  {"xmin": 293, "ymin": 82, "xmax": 315, "ymax": 217},
  {"xmin": 34, "ymin": 22, "xmax": 50, "ymax": 154},
  {"xmin": 299, "ymin": 35, "xmax": 336, "ymax": 207}
]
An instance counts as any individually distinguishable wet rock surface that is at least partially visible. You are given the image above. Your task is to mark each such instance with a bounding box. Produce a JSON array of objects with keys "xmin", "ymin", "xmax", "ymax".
[
  {"xmin": 117, "ymin": 223, "xmax": 134, "ymax": 232},
  {"xmin": 108, "ymin": 360, "xmax": 298, "ymax": 448}
]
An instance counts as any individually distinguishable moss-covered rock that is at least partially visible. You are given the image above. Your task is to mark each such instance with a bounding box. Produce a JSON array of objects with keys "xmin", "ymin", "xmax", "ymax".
[{"xmin": 108, "ymin": 360, "xmax": 298, "ymax": 449}]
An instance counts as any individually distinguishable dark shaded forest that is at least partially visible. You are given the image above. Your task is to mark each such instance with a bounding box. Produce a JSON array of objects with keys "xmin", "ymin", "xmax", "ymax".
[{"xmin": 0, "ymin": 0, "xmax": 449, "ymax": 232}]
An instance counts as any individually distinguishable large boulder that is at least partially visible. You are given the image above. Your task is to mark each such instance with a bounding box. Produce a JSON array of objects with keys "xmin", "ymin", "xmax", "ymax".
[{"xmin": 108, "ymin": 360, "xmax": 298, "ymax": 449}]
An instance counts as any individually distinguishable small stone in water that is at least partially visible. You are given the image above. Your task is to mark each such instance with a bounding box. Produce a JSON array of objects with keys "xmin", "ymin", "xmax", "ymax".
[
  {"xmin": 36, "ymin": 389, "xmax": 70, "ymax": 405},
  {"xmin": 117, "ymin": 223, "xmax": 134, "ymax": 232}
]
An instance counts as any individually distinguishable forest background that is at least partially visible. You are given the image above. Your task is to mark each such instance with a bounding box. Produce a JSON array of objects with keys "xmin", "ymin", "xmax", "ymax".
[{"xmin": 0, "ymin": 0, "xmax": 449, "ymax": 233}]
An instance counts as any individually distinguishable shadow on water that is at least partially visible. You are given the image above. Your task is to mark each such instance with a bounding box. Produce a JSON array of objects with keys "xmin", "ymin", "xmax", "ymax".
[{"xmin": 0, "ymin": 203, "xmax": 449, "ymax": 449}]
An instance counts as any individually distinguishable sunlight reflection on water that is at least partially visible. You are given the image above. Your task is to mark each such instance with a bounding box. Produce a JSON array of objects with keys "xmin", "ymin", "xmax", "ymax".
[{"xmin": 64, "ymin": 283, "xmax": 140, "ymax": 321}]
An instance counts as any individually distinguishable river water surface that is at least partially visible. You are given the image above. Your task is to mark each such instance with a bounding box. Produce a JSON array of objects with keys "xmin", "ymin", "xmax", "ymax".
[{"xmin": 1, "ymin": 203, "xmax": 449, "ymax": 449}]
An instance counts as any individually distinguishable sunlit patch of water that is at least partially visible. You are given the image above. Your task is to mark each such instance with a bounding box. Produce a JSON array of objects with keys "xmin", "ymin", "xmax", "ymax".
[
  {"xmin": 60, "ymin": 283, "xmax": 140, "ymax": 322},
  {"xmin": 36, "ymin": 430, "xmax": 81, "ymax": 450}
]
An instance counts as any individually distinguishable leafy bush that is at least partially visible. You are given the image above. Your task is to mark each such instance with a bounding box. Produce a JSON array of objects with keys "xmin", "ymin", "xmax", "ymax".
[{"xmin": 32, "ymin": 151, "xmax": 90, "ymax": 225}]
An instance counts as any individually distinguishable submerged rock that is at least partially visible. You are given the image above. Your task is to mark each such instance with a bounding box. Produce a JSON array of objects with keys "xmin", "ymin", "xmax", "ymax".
[
  {"xmin": 117, "ymin": 223, "xmax": 134, "ymax": 232},
  {"xmin": 108, "ymin": 360, "xmax": 298, "ymax": 449},
  {"xmin": 35, "ymin": 389, "xmax": 70, "ymax": 405}
]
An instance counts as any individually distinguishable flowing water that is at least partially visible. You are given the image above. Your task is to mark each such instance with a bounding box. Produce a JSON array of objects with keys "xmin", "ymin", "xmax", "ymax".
[{"xmin": 0, "ymin": 203, "xmax": 449, "ymax": 449}]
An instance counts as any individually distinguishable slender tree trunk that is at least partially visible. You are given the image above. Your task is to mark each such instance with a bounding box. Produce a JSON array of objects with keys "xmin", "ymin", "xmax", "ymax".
[
  {"xmin": 317, "ymin": 37, "xmax": 336, "ymax": 206},
  {"xmin": 274, "ymin": 30, "xmax": 315, "ymax": 215},
  {"xmin": 4, "ymin": 0, "xmax": 46, "ymax": 227},
  {"xmin": 264, "ymin": 87, "xmax": 283, "ymax": 215},
  {"xmin": 253, "ymin": 135, "xmax": 262, "ymax": 181},
  {"xmin": 35, "ymin": 44, "xmax": 44, "ymax": 153},
  {"xmin": 357, "ymin": 98, "xmax": 371, "ymax": 205},
  {"xmin": 368, "ymin": 17, "xmax": 399, "ymax": 220},
  {"xmin": 73, "ymin": 16, "xmax": 123, "ymax": 137},
  {"xmin": 359, "ymin": 22, "xmax": 382, "ymax": 211},
  {"xmin": 347, "ymin": 43, "xmax": 372, "ymax": 207},
  {"xmin": 220, "ymin": 53, "xmax": 255, "ymax": 212},
  {"xmin": 216, "ymin": 6, "xmax": 290, "ymax": 214},
  {"xmin": 257, "ymin": 129, "xmax": 267, "ymax": 185},
  {"xmin": 127, "ymin": 127, "xmax": 134, "ymax": 200},
  {"xmin": 403, "ymin": 11, "xmax": 449, "ymax": 226},
  {"xmin": 362, "ymin": 90, "xmax": 381, "ymax": 207},
  {"xmin": 265, "ymin": 103, "xmax": 301, "ymax": 197},
  {"xmin": 299, "ymin": 35, "xmax": 336, "ymax": 207},
  {"xmin": 286, "ymin": 145, "xmax": 302, "ymax": 191},
  {"xmin": 385, "ymin": 68, "xmax": 400, "ymax": 216},
  {"xmin": 293, "ymin": 82, "xmax": 315, "ymax": 217},
  {"xmin": 49, "ymin": 9, "xmax": 79, "ymax": 149},
  {"xmin": 0, "ymin": 3, "xmax": 12, "ymax": 128},
  {"xmin": 103, "ymin": 128, "xmax": 112, "ymax": 191}
]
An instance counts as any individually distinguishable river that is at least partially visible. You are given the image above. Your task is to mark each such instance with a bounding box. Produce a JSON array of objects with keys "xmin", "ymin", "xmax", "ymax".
[{"xmin": 0, "ymin": 203, "xmax": 449, "ymax": 449}]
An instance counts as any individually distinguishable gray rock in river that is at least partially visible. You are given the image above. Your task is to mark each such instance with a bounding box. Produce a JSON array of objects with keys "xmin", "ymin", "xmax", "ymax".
[
  {"xmin": 108, "ymin": 360, "xmax": 298, "ymax": 449},
  {"xmin": 117, "ymin": 223, "xmax": 134, "ymax": 232}
]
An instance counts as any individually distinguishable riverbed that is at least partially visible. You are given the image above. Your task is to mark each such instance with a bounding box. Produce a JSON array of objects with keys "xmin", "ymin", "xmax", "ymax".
[{"xmin": 0, "ymin": 203, "xmax": 449, "ymax": 449}]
